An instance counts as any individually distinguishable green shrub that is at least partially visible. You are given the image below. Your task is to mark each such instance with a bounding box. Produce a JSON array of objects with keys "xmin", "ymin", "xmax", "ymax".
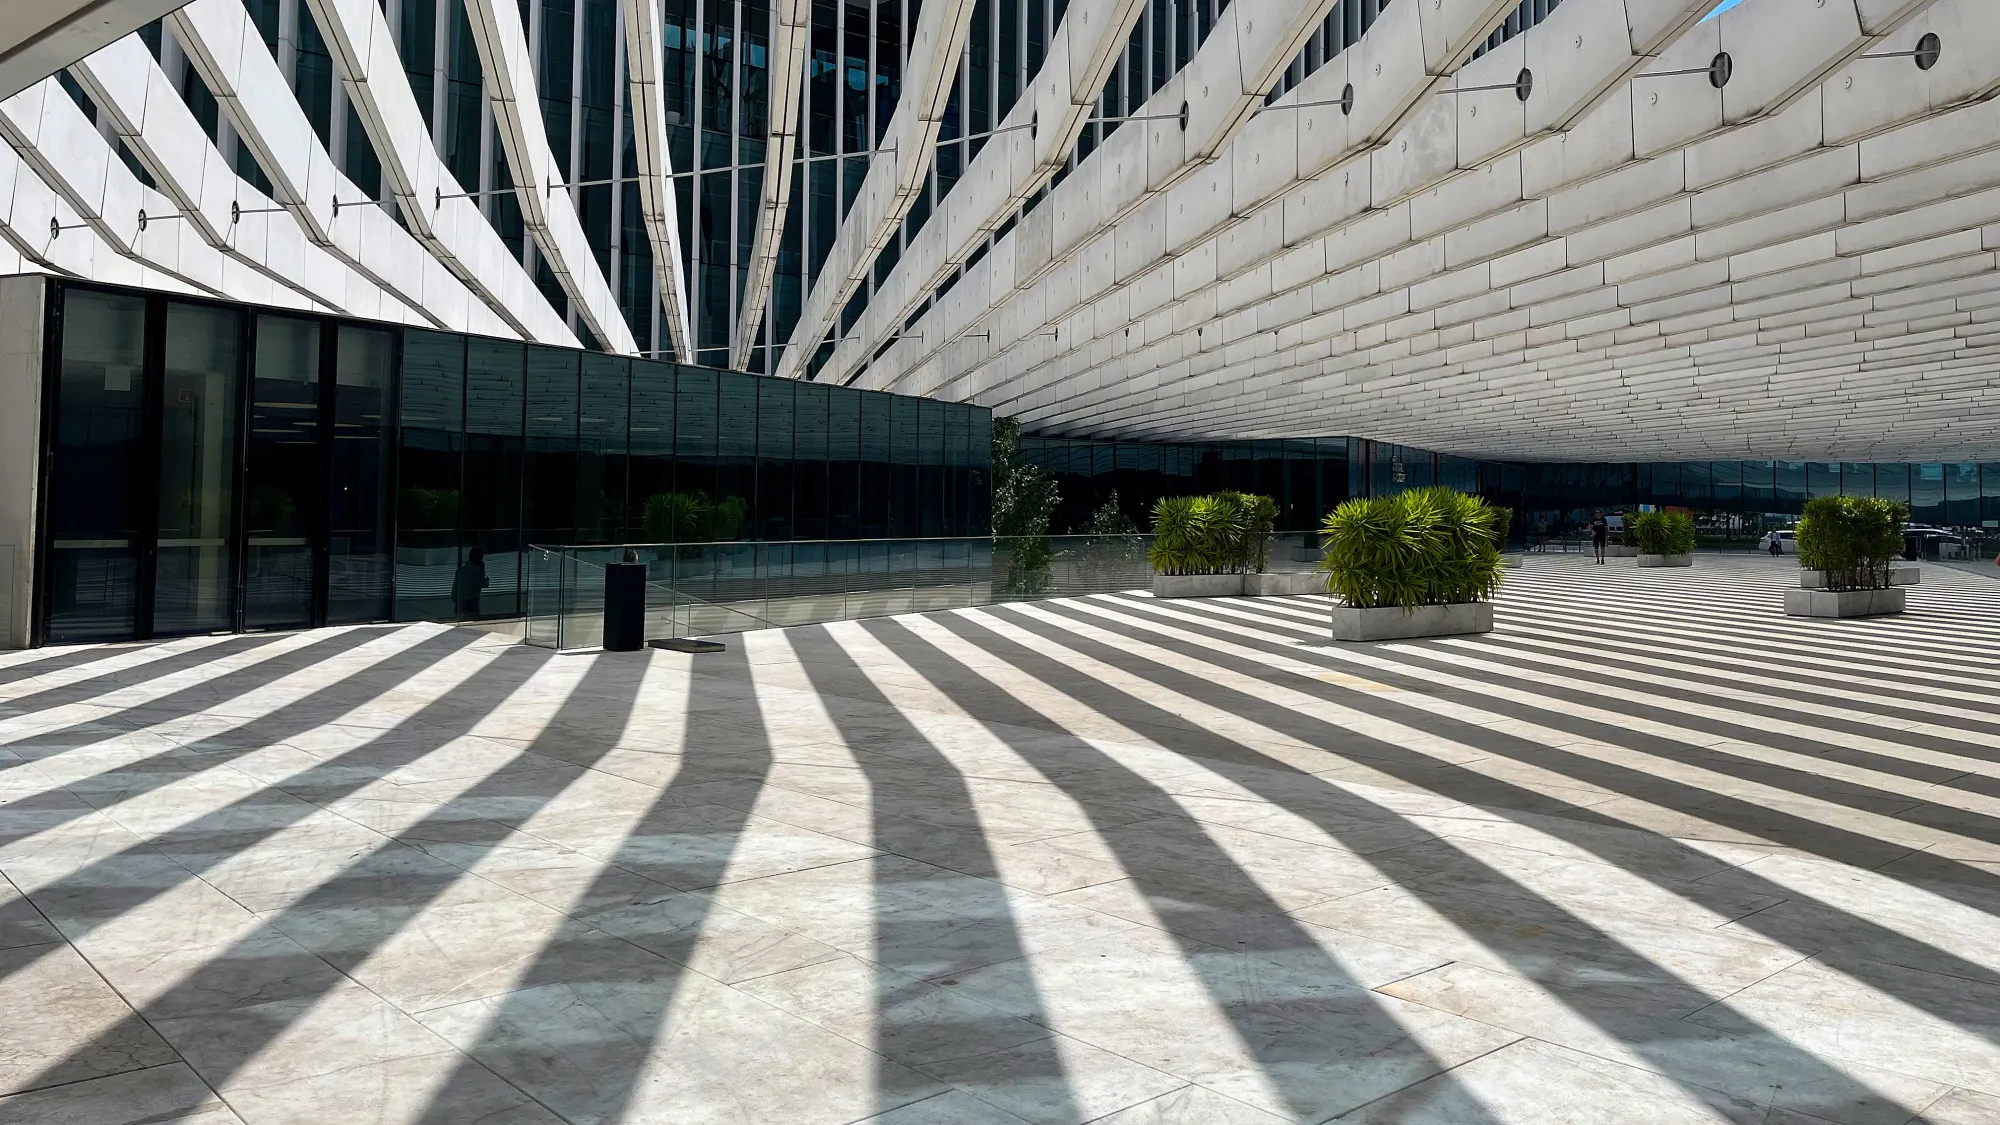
[
  {"xmin": 1796, "ymin": 496, "xmax": 1906, "ymax": 590},
  {"xmin": 1148, "ymin": 492, "xmax": 1275, "ymax": 575},
  {"xmin": 642, "ymin": 491, "xmax": 712, "ymax": 543},
  {"xmin": 1317, "ymin": 487, "xmax": 1504, "ymax": 611},
  {"xmin": 1629, "ymin": 510, "xmax": 1695, "ymax": 555}
]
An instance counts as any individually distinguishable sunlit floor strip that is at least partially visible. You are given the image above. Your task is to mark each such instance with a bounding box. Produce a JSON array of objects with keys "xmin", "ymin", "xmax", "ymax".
[{"xmin": 4, "ymin": 555, "xmax": 2000, "ymax": 1123}]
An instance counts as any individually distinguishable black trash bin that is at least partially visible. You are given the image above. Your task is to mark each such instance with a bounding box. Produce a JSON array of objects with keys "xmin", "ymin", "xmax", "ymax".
[{"xmin": 603, "ymin": 561, "xmax": 646, "ymax": 651}]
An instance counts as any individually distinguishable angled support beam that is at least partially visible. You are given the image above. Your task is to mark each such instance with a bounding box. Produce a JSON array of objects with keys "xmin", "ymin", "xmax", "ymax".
[
  {"xmin": 780, "ymin": 0, "xmax": 1150, "ymax": 383},
  {"xmin": 621, "ymin": 0, "xmax": 694, "ymax": 361},
  {"xmin": 727, "ymin": 0, "xmax": 809, "ymax": 370},
  {"xmin": 451, "ymin": 0, "xmax": 639, "ymax": 353},
  {"xmin": 0, "ymin": 0, "xmax": 190, "ymax": 101},
  {"xmin": 69, "ymin": 33, "xmax": 431, "ymax": 326},
  {"xmin": 770, "ymin": 0, "xmax": 983, "ymax": 379}
]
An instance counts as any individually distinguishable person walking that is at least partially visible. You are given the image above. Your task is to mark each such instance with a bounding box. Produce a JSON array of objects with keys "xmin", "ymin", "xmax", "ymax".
[
  {"xmin": 1589, "ymin": 510, "xmax": 1609, "ymax": 565},
  {"xmin": 451, "ymin": 548, "xmax": 489, "ymax": 620}
]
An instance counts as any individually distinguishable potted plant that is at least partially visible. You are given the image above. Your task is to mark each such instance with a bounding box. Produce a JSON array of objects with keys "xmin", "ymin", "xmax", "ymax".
[
  {"xmin": 1493, "ymin": 505, "xmax": 1522, "ymax": 568},
  {"xmin": 1319, "ymin": 487, "xmax": 1504, "ymax": 641},
  {"xmin": 1149, "ymin": 492, "xmax": 1315, "ymax": 596},
  {"xmin": 1630, "ymin": 510, "xmax": 1695, "ymax": 567},
  {"xmin": 1786, "ymin": 496, "xmax": 1910, "ymax": 618}
]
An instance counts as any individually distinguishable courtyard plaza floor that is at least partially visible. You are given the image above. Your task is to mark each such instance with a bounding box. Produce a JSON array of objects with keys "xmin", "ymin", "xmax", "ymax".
[{"xmin": 3, "ymin": 555, "xmax": 2000, "ymax": 1124}]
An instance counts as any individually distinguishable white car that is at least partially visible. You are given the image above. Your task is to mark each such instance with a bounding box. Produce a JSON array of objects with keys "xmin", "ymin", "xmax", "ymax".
[{"xmin": 1758, "ymin": 529, "xmax": 1798, "ymax": 555}]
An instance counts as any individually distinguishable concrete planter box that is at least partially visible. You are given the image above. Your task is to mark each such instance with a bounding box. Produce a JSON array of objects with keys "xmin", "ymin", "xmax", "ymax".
[
  {"xmin": 1331, "ymin": 602, "xmax": 1494, "ymax": 642},
  {"xmin": 1635, "ymin": 553, "xmax": 1694, "ymax": 567},
  {"xmin": 1151, "ymin": 573, "xmax": 1243, "ymax": 598},
  {"xmin": 1799, "ymin": 566, "xmax": 1919, "ymax": 588},
  {"xmin": 1784, "ymin": 587, "xmax": 1906, "ymax": 618},
  {"xmin": 1243, "ymin": 571, "xmax": 1326, "ymax": 597},
  {"xmin": 1501, "ymin": 554, "xmax": 1524, "ymax": 569},
  {"xmin": 1606, "ymin": 544, "xmax": 1638, "ymax": 557}
]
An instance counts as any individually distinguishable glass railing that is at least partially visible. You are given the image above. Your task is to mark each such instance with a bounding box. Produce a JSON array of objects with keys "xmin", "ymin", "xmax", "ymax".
[{"xmin": 522, "ymin": 533, "xmax": 1326, "ymax": 650}]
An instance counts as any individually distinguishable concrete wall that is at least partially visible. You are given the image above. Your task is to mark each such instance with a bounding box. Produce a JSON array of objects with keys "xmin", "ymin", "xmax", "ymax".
[{"xmin": 0, "ymin": 274, "xmax": 46, "ymax": 649}]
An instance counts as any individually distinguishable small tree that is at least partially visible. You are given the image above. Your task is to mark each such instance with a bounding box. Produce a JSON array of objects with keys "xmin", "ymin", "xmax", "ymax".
[
  {"xmin": 1087, "ymin": 491, "xmax": 1140, "ymax": 536},
  {"xmin": 991, "ymin": 417, "xmax": 1059, "ymax": 594},
  {"xmin": 1796, "ymin": 496, "xmax": 1906, "ymax": 590}
]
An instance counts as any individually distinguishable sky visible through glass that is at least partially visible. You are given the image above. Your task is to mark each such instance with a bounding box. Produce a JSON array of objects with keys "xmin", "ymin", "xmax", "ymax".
[{"xmin": 1704, "ymin": 0, "xmax": 1747, "ymax": 17}]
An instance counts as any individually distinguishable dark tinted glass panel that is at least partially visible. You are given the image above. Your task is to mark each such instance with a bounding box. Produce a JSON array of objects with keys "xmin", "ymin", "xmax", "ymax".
[
  {"xmin": 1678, "ymin": 462, "xmax": 1711, "ymax": 506},
  {"xmin": 463, "ymin": 339, "xmax": 524, "ymax": 617},
  {"xmin": 890, "ymin": 395, "xmax": 919, "ymax": 536},
  {"xmin": 828, "ymin": 384, "xmax": 861, "ymax": 538},
  {"xmin": 1773, "ymin": 462, "xmax": 1805, "ymax": 515},
  {"xmin": 1741, "ymin": 461, "xmax": 1774, "ymax": 509},
  {"xmin": 918, "ymin": 398, "xmax": 944, "ymax": 537},
  {"xmin": 757, "ymin": 379, "xmax": 794, "ymax": 540},
  {"xmin": 328, "ymin": 327, "xmax": 394, "ymax": 625},
  {"xmin": 858, "ymin": 391, "xmax": 891, "ymax": 536},
  {"xmin": 1911, "ymin": 463, "xmax": 1945, "ymax": 525},
  {"xmin": 1806, "ymin": 462, "xmax": 1840, "ymax": 499},
  {"xmin": 1984, "ymin": 465, "xmax": 2000, "ymax": 527},
  {"xmin": 673, "ymin": 366, "xmax": 718, "ymax": 535},
  {"xmin": 153, "ymin": 303, "xmax": 242, "ymax": 636},
  {"xmin": 793, "ymin": 382, "xmax": 829, "ymax": 540},
  {"xmin": 715, "ymin": 372, "xmax": 757, "ymax": 540},
  {"xmin": 967, "ymin": 409, "xmax": 992, "ymax": 535},
  {"xmin": 628, "ymin": 359, "xmax": 675, "ymax": 540},
  {"xmin": 524, "ymin": 345, "xmax": 580, "ymax": 547},
  {"xmin": 944, "ymin": 404, "xmax": 969, "ymax": 536},
  {"xmin": 1711, "ymin": 460, "xmax": 1741, "ymax": 505},
  {"xmin": 396, "ymin": 330, "xmax": 463, "ymax": 622},
  {"xmin": 1946, "ymin": 463, "xmax": 1980, "ymax": 527},
  {"xmin": 1841, "ymin": 463, "xmax": 1873, "ymax": 497},
  {"xmin": 47, "ymin": 290, "xmax": 148, "ymax": 643},
  {"xmin": 244, "ymin": 316, "xmax": 321, "ymax": 630},
  {"xmin": 1874, "ymin": 463, "xmax": 1910, "ymax": 508},
  {"xmin": 578, "ymin": 354, "xmax": 630, "ymax": 543}
]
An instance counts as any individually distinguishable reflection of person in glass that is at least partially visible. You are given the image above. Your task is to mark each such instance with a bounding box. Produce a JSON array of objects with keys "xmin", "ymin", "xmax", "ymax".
[{"xmin": 452, "ymin": 548, "xmax": 488, "ymax": 620}]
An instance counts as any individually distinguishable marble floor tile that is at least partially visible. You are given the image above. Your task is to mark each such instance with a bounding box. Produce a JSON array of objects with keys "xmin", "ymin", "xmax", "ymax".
[
  {"xmin": 0, "ymin": 942, "xmax": 177, "ymax": 1095},
  {"xmin": 0, "ymin": 1062, "xmax": 243, "ymax": 1125},
  {"xmin": 8, "ymin": 561, "xmax": 2000, "ymax": 1123}
]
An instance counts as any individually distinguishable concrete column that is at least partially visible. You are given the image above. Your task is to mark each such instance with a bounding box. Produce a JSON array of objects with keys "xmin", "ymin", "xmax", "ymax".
[{"xmin": 0, "ymin": 275, "xmax": 45, "ymax": 650}]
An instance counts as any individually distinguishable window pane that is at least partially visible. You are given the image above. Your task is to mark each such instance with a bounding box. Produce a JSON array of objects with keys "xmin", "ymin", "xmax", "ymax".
[
  {"xmin": 628, "ymin": 359, "xmax": 675, "ymax": 541},
  {"xmin": 328, "ymin": 326, "xmax": 394, "ymax": 625},
  {"xmin": 716, "ymin": 372, "xmax": 758, "ymax": 540},
  {"xmin": 1911, "ymin": 463, "xmax": 1945, "ymax": 525},
  {"xmin": 859, "ymin": 391, "xmax": 891, "ymax": 537},
  {"xmin": 47, "ymin": 289, "xmax": 148, "ymax": 643},
  {"xmin": 793, "ymin": 382, "xmax": 829, "ymax": 540},
  {"xmin": 891, "ymin": 395, "xmax": 919, "ymax": 537},
  {"xmin": 828, "ymin": 385, "xmax": 861, "ymax": 538},
  {"xmin": 1840, "ymin": 463, "xmax": 1873, "ymax": 497},
  {"xmin": 1874, "ymin": 463, "xmax": 1910, "ymax": 508},
  {"xmin": 578, "ymin": 354, "xmax": 630, "ymax": 543},
  {"xmin": 1806, "ymin": 462, "xmax": 1840, "ymax": 499},
  {"xmin": 1773, "ymin": 462, "xmax": 1805, "ymax": 516},
  {"xmin": 672, "ymin": 366, "xmax": 718, "ymax": 536},
  {"xmin": 463, "ymin": 339, "xmax": 524, "ymax": 618},
  {"xmin": 1946, "ymin": 462, "xmax": 1981, "ymax": 527},
  {"xmin": 524, "ymin": 345, "xmax": 580, "ymax": 548},
  {"xmin": 154, "ymin": 303, "xmax": 243, "ymax": 636},
  {"xmin": 396, "ymin": 330, "xmax": 463, "ymax": 622},
  {"xmin": 757, "ymin": 378, "xmax": 794, "ymax": 540},
  {"xmin": 918, "ymin": 397, "xmax": 944, "ymax": 537},
  {"xmin": 245, "ymin": 316, "xmax": 321, "ymax": 630}
]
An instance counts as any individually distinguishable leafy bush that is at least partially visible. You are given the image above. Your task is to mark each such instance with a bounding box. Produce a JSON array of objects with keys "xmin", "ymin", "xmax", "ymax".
[
  {"xmin": 1087, "ymin": 491, "xmax": 1140, "ymax": 536},
  {"xmin": 1629, "ymin": 510, "xmax": 1695, "ymax": 555},
  {"xmin": 397, "ymin": 487, "xmax": 457, "ymax": 531},
  {"xmin": 1317, "ymin": 487, "xmax": 1504, "ymax": 611},
  {"xmin": 1148, "ymin": 492, "xmax": 1275, "ymax": 575},
  {"xmin": 991, "ymin": 417, "xmax": 1059, "ymax": 594},
  {"xmin": 1796, "ymin": 496, "xmax": 1906, "ymax": 590},
  {"xmin": 640, "ymin": 491, "xmax": 749, "ymax": 544}
]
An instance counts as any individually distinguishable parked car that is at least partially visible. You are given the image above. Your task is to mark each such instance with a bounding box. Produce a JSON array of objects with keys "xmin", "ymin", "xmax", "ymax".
[
  {"xmin": 1903, "ymin": 527, "xmax": 1963, "ymax": 560},
  {"xmin": 1758, "ymin": 529, "xmax": 1797, "ymax": 556}
]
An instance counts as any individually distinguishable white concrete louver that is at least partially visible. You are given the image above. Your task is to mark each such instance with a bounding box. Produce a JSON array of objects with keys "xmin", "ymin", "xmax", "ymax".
[
  {"xmin": 1000, "ymin": 0, "xmax": 1992, "ymax": 459},
  {"xmin": 727, "ymin": 0, "xmax": 810, "ymax": 370},
  {"xmin": 867, "ymin": 0, "xmax": 2000, "ymax": 463},
  {"xmin": 783, "ymin": 0, "xmax": 1153, "ymax": 383},
  {"xmin": 622, "ymin": 0, "xmax": 696, "ymax": 360},
  {"xmin": 449, "ymin": 0, "xmax": 638, "ymax": 353},
  {"xmin": 0, "ymin": 0, "xmax": 190, "ymax": 102},
  {"xmin": 0, "ymin": 75, "xmax": 320, "ymax": 310},
  {"xmin": 769, "ymin": 0, "xmax": 987, "ymax": 379},
  {"xmin": 170, "ymin": 0, "xmax": 563, "ymax": 343},
  {"xmin": 68, "ymin": 34, "xmax": 434, "ymax": 327},
  {"xmin": 853, "ymin": 0, "xmax": 1541, "ymax": 396}
]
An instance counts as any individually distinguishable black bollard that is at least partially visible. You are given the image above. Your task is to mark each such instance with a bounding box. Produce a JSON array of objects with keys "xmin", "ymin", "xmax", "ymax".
[{"xmin": 603, "ymin": 561, "xmax": 646, "ymax": 651}]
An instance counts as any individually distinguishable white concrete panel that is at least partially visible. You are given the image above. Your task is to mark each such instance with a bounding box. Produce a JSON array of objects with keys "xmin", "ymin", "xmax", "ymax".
[{"xmin": 624, "ymin": 0, "xmax": 695, "ymax": 360}]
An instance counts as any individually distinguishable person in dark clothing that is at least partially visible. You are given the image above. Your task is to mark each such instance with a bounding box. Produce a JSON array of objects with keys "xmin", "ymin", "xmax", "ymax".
[
  {"xmin": 451, "ymin": 548, "xmax": 489, "ymax": 620},
  {"xmin": 1590, "ymin": 511, "xmax": 1609, "ymax": 565}
]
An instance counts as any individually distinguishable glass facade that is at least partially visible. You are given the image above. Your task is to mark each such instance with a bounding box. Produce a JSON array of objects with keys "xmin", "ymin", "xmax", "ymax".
[{"xmin": 32, "ymin": 281, "xmax": 990, "ymax": 645}]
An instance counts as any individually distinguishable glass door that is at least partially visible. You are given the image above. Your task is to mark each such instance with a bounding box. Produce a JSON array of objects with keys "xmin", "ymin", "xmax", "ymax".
[
  {"xmin": 44, "ymin": 290, "xmax": 149, "ymax": 643},
  {"xmin": 243, "ymin": 316, "xmax": 322, "ymax": 630},
  {"xmin": 327, "ymin": 327, "xmax": 394, "ymax": 624},
  {"xmin": 153, "ymin": 303, "xmax": 243, "ymax": 636}
]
